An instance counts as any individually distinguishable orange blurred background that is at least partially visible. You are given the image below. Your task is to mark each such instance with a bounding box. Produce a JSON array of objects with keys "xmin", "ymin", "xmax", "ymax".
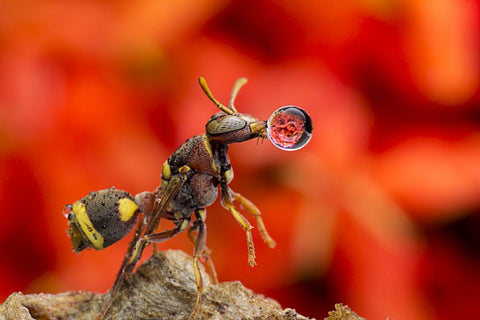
[{"xmin": 1, "ymin": 1, "xmax": 480, "ymax": 319}]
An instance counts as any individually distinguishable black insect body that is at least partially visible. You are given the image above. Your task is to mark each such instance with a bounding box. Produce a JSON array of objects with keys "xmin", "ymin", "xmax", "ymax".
[
  {"xmin": 64, "ymin": 188, "xmax": 154, "ymax": 252},
  {"xmin": 63, "ymin": 77, "xmax": 313, "ymax": 319}
]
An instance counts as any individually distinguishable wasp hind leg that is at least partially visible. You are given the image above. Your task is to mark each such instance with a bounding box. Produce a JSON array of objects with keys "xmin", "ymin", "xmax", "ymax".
[
  {"xmin": 127, "ymin": 216, "xmax": 206, "ymax": 319},
  {"xmin": 95, "ymin": 216, "xmax": 149, "ymax": 320},
  {"xmin": 95, "ymin": 221, "xmax": 187, "ymax": 320},
  {"xmin": 187, "ymin": 209, "xmax": 208, "ymax": 320}
]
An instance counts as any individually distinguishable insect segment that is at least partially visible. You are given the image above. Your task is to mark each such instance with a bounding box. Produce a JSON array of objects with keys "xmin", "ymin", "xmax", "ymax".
[
  {"xmin": 64, "ymin": 77, "xmax": 313, "ymax": 320},
  {"xmin": 63, "ymin": 188, "xmax": 155, "ymax": 252}
]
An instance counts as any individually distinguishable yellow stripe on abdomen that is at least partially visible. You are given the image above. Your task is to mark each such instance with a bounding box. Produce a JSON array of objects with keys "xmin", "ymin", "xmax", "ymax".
[
  {"xmin": 73, "ymin": 201, "xmax": 105, "ymax": 250},
  {"xmin": 118, "ymin": 198, "xmax": 138, "ymax": 222}
]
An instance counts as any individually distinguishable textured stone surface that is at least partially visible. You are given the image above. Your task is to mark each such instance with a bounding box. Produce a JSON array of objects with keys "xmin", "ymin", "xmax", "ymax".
[
  {"xmin": 0, "ymin": 250, "xmax": 321, "ymax": 320},
  {"xmin": 324, "ymin": 304, "xmax": 366, "ymax": 320}
]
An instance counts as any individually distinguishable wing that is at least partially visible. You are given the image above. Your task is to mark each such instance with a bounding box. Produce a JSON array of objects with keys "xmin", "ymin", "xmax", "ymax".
[{"xmin": 145, "ymin": 165, "xmax": 190, "ymax": 236}]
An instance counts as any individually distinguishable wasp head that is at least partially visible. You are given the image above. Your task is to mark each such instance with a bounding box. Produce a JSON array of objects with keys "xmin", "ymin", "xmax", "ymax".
[
  {"xmin": 206, "ymin": 112, "xmax": 267, "ymax": 144},
  {"xmin": 199, "ymin": 77, "xmax": 312, "ymax": 149},
  {"xmin": 200, "ymin": 77, "xmax": 267, "ymax": 145}
]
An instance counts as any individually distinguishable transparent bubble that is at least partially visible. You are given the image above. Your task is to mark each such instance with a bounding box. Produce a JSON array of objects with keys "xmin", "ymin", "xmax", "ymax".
[
  {"xmin": 62, "ymin": 204, "xmax": 73, "ymax": 219},
  {"xmin": 267, "ymin": 106, "xmax": 313, "ymax": 151}
]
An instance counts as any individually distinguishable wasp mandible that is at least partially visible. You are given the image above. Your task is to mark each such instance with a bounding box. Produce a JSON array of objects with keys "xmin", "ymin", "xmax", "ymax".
[{"xmin": 63, "ymin": 77, "xmax": 313, "ymax": 319}]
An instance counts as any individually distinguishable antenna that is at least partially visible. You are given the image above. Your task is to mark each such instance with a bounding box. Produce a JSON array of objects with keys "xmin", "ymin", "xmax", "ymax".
[
  {"xmin": 198, "ymin": 77, "xmax": 233, "ymax": 114},
  {"xmin": 228, "ymin": 77, "xmax": 247, "ymax": 112}
]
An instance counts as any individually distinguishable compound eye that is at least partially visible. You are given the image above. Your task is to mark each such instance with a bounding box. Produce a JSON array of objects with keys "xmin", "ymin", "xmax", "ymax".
[
  {"xmin": 267, "ymin": 106, "xmax": 313, "ymax": 151},
  {"xmin": 206, "ymin": 114, "xmax": 247, "ymax": 135},
  {"xmin": 62, "ymin": 204, "xmax": 73, "ymax": 219}
]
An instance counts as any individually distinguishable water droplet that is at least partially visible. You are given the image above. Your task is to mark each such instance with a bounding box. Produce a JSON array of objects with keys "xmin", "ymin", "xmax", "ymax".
[
  {"xmin": 267, "ymin": 106, "xmax": 312, "ymax": 151},
  {"xmin": 62, "ymin": 204, "xmax": 72, "ymax": 219}
]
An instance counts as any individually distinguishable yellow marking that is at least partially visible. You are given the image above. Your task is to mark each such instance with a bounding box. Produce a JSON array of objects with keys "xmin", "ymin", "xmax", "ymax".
[
  {"xmin": 178, "ymin": 165, "xmax": 190, "ymax": 174},
  {"xmin": 249, "ymin": 121, "xmax": 267, "ymax": 138},
  {"xmin": 162, "ymin": 160, "xmax": 171, "ymax": 180},
  {"xmin": 73, "ymin": 201, "xmax": 104, "ymax": 250},
  {"xmin": 197, "ymin": 208, "xmax": 206, "ymax": 222},
  {"xmin": 118, "ymin": 198, "xmax": 138, "ymax": 222},
  {"xmin": 202, "ymin": 136, "xmax": 218, "ymax": 175},
  {"xmin": 179, "ymin": 219, "xmax": 190, "ymax": 231},
  {"xmin": 224, "ymin": 168, "xmax": 234, "ymax": 184},
  {"xmin": 129, "ymin": 238, "xmax": 145, "ymax": 263}
]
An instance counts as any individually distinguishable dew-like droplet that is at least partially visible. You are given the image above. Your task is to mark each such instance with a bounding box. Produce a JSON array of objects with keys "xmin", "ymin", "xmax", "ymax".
[
  {"xmin": 267, "ymin": 106, "xmax": 313, "ymax": 151},
  {"xmin": 62, "ymin": 204, "xmax": 73, "ymax": 219}
]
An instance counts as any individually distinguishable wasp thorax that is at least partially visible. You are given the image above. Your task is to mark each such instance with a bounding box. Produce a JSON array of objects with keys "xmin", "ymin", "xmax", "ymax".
[{"xmin": 206, "ymin": 112, "xmax": 265, "ymax": 144}]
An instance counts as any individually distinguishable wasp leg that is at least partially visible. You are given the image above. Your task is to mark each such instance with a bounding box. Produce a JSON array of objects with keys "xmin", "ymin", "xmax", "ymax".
[
  {"xmin": 130, "ymin": 222, "xmax": 187, "ymax": 264},
  {"xmin": 96, "ymin": 172, "xmax": 189, "ymax": 320},
  {"xmin": 220, "ymin": 187, "xmax": 257, "ymax": 267},
  {"xmin": 95, "ymin": 216, "xmax": 148, "ymax": 320},
  {"xmin": 231, "ymin": 191, "xmax": 277, "ymax": 248},
  {"xmin": 95, "ymin": 224, "xmax": 187, "ymax": 320},
  {"xmin": 129, "ymin": 217, "xmax": 205, "ymax": 320},
  {"xmin": 110, "ymin": 191, "xmax": 155, "ymax": 284},
  {"xmin": 188, "ymin": 210, "xmax": 207, "ymax": 320},
  {"xmin": 115, "ymin": 216, "xmax": 149, "ymax": 284},
  {"xmin": 187, "ymin": 209, "xmax": 218, "ymax": 284}
]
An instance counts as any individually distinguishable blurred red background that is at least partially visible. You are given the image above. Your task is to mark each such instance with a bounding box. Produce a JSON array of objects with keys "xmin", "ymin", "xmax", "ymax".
[{"xmin": 1, "ymin": 1, "xmax": 480, "ymax": 319}]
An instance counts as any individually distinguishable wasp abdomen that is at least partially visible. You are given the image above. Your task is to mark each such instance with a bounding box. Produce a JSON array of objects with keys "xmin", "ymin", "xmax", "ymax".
[{"xmin": 66, "ymin": 188, "xmax": 140, "ymax": 252}]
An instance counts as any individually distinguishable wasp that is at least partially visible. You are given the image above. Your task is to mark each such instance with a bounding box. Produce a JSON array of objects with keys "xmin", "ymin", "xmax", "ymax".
[{"xmin": 63, "ymin": 77, "xmax": 313, "ymax": 319}]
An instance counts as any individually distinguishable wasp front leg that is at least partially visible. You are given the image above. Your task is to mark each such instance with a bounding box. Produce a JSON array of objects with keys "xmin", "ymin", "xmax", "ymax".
[
  {"xmin": 231, "ymin": 191, "xmax": 277, "ymax": 248},
  {"xmin": 220, "ymin": 183, "xmax": 257, "ymax": 266},
  {"xmin": 220, "ymin": 183, "xmax": 277, "ymax": 267}
]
